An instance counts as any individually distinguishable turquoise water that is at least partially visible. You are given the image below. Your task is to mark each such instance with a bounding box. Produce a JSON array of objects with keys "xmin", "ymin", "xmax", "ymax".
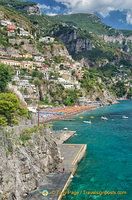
[{"xmin": 53, "ymin": 100, "xmax": 132, "ymax": 200}]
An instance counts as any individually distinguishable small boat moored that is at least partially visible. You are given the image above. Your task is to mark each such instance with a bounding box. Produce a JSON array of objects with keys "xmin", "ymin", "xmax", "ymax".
[
  {"xmin": 83, "ymin": 121, "xmax": 92, "ymax": 124},
  {"xmin": 101, "ymin": 116, "xmax": 108, "ymax": 120},
  {"xmin": 122, "ymin": 115, "xmax": 128, "ymax": 119}
]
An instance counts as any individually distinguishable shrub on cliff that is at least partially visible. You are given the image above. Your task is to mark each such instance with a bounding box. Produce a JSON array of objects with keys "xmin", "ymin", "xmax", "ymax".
[
  {"xmin": 0, "ymin": 63, "xmax": 11, "ymax": 92},
  {"xmin": 0, "ymin": 93, "xmax": 28, "ymax": 126},
  {"xmin": 111, "ymin": 81, "xmax": 127, "ymax": 97}
]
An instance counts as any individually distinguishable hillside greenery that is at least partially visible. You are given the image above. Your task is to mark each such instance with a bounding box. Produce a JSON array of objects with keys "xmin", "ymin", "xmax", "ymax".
[
  {"xmin": 52, "ymin": 14, "xmax": 120, "ymax": 36},
  {"xmin": 52, "ymin": 13, "xmax": 132, "ymax": 38},
  {"xmin": 111, "ymin": 81, "xmax": 127, "ymax": 97},
  {"xmin": 27, "ymin": 14, "xmax": 59, "ymax": 36},
  {"xmin": 0, "ymin": 93, "xmax": 28, "ymax": 126},
  {"xmin": 0, "ymin": 0, "xmax": 36, "ymax": 10},
  {"xmin": 0, "ymin": 63, "xmax": 11, "ymax": 92},
  {"xmin": 0, "ymin": 5, "xmax": 36, "ymax": 32}
]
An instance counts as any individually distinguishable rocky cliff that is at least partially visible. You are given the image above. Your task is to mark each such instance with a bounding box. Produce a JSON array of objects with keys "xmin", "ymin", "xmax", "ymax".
[
  {"xmin": 0, "ymin": 126, "xmax": 62, "ymax": 200},
  {"xmin": 99, "ymin": 34, "xmax": 132, "ymax": 44},
  {"xmin": 42, "ymin": 43, "xmax": 69, "ymax": 58},
  {"xmin": 8, "ymin": 39, "xmax": 39, "ymax": 55},
  {"xmin": 55, "ymin": 29, "xmax": 93, "ymax": 54},
  {"xmin": 87, "ymin": 87, "xmax": 118, "ymax": 106},
  {"xmin": 23, "ymin": 5, "xmax": 41, "ymax": 15}
]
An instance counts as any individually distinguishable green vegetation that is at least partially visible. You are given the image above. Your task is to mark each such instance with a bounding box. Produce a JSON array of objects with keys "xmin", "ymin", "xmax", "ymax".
[
  {"xmin": 32, "ymin": 69, "xmax": 44, "ymax": 80},
  {"xmin": 0, "ymin": 93, "xmax": 28, "ymax": 126},
  {"xmin": 53, "ymin": 56, "xmax": 64, "ymax": 63},
  {"xmin": 80, "ymin": 71, "xmax": 104, "ymax": 93},
  {"xmin": 19, "ymin": 124, "xmax": 51, "ymax": 145},
  {"xmin": 0, "ymin": 5, "xmax": 36, "ymax": 33},
  {"xmin": 63, "ymin": 89, "xmax": 78, "ymax": 106},
  {"xmin": 111, "ymin": 81, "xmax": 127, "ymax": 97},
  {"xmin": 27, "ymin": 14, "xmax": 58, "ymax": 36},
  {"xmin": 0, "ymin": 63, "xmax": 11, "ymax": 92},
  {"xmin": 120, "ymin": 29, "xmax": 132, "ymax": 37},
  {"xmin": 52, "ymin": 13, "xmax": 120, "ymax": 36},
  {"xmin": 0, "ymin": 0, "xmax": 36, "ymax": 10},
  {"xmin": 99, "ymin": 63, "xmax": 118, "ymax": 77}
]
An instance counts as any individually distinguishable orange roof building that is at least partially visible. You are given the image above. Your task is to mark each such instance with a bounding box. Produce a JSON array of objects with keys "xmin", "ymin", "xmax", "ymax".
[{"xmin": 7, "ymin": 25, "xmax": 16, "ymax": 31}]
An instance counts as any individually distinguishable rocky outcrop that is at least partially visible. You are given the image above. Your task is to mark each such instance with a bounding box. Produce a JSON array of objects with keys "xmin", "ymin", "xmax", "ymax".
[
  {"xmin": 56, "ymin": 30, "xmax": 93, "ymax": 53},
  {"xmin": 8, "ymin": 83, "xmax": 27, "ymax": 107},
  {"xmin": 0, "ymin": 127, "xmax": 62, "ymax": 200},
  {"xmin": 8, "ymin": 39, "xmax": 39, "ymax": 55},
  {"xmin": 42, "ymin": 44, "xmax": 69, "ymax": 58},
  {"xmin": 99, "ymin": 34, "xmax": 132, "ymax": 49},
  {"xmin": 23, "ymin": 5, "xmax": 41, "ymax": 15},
  {"xmin": 99, "ymin": 34, "xmax": 124, "ymax": 44},
  {"xmin": 87, "ymin": 87, "xmax": 117, "ymax": 106}
]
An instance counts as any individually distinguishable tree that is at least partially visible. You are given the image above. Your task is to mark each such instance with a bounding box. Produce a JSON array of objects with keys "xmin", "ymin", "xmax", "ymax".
[
  {"xmin": 111, "ymin": 81, "xmax": 127, "ymax": 97},
  {"xmin": 0, "ymin": 63, "xmax": 11, "ymax": 92},
  {"xmin": 0, "ymin": 93, "xmax": 28, "ymax": 126}
]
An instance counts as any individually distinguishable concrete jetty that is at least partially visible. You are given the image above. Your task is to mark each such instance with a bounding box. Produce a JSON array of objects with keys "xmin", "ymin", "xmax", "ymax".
[
  {"xmin": 52, "ymin": 130, "xmax": 76, "ymax": 144},
  {"xmin": 25, "ymin": 131, "xmax": 87, "ymax": 200}
]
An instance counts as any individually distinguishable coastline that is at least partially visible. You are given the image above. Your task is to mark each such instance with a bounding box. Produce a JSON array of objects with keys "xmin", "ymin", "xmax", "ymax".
[
  {"xmin": 25, "ymin": 101, "xmax": 120, "ymax": 200},
  {"xmin": 25, "ymin": 130, "xmax": 87, "ymax": 200},
  {"xmin": 40, "ymin": 105, "xmax": 97, "ymax": 124}
]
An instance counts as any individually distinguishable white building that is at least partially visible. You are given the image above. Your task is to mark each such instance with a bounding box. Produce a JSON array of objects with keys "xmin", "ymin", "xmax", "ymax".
[
  {"xmin": 43, "ymin": 72, "xmax": 50, "ymax": 80},
  {"xmin": 17, "ymin": 80, "xmax": 30, "ymax": 88},
  {"xmin": 34, "ymin": 56, "xmax": 45, "ymax": 62},
  {"xmin": 39, "ymin": 36, "xmax": 55, "ymax": 43},
  {"xmin": 0, "ymin": 20, "xmax": 12, "ymax": 26},
  {"xmin": 12, "ymin": 76, "xmax": 20, "ymax": 82},
  {"xmin": 0, "ymin": 59, "xmax": 21, "ymax": 66},
  {"xmin": 58, "ymin": 78, "xmax": 75, "ymax": 89}
]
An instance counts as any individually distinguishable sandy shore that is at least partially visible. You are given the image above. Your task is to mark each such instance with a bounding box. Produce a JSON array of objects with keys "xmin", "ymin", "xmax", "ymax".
[{"xmin": 40, "ymin": 105, "xmax": 96, "ymax": 124}]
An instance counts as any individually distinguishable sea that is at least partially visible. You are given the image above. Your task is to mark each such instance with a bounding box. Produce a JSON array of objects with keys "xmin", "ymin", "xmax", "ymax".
[{"xmin": 53, "ymin": 100, "xmax": 132, "ymax": 200}]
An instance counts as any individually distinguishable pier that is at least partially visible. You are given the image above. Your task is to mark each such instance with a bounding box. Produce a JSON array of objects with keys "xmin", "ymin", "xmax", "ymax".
[{"xmin": 25, "ymin": 131, "xmax": 87, "ymax": 200}]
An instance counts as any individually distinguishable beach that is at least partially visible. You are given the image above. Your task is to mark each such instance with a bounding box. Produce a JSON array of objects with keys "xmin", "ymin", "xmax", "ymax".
[{"xmin": 39, "ymin": 105, "xmax": 96, "ymax": 124}]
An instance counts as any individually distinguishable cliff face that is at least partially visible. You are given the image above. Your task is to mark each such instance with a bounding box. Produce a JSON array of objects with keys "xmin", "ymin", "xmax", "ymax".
[
  {"xmin": 99, "ymin": 34, "xmax": 132, "ymax": 45},
  {"xmin": 42, "ymin": 43, "xmax": 69, "ymax": 57},
  {"xmin": 57, "ymin": 30, "xmax": 93, "ymax": 53},
  {"xmin": 8, "ymin": 39, "xmax": 39, "ymax": 55},
  {"xmin": 23, "ymin": 5, "xmax": 41, "ymax": 15},
  {"xmin": 0, "ymin": 127, "xmax": 62, "ymax": 200},
  {"xmin": 87, "ymin": 87, "xmax": 117, "ymax": 106},
  {"xmin": 99, "ymin": 34, "xmax": 124, "ymax": 44}
]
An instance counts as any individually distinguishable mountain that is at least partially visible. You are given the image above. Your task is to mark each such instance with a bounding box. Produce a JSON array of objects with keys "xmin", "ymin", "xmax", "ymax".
[
  {"xmin": 0, "ymin": 0, "xmax": 41, "ymax": 15},
  {"xmin": 21, "ymin": 0, "xmax": 132, "ymax": 30},
  {"xmin": 21, "ymin": 0, "xmax": 68, "ymax": 15},
  {"xmin": 0, "ymin": 2, "xmax": 132, "ymax": 199},
  {"xmin": 52, "ymin": 13, "xmax": 132, "ymax": 36},
  {"xmin": 0, "ymin": 0, "xmax": 131, "ymax": 105}
]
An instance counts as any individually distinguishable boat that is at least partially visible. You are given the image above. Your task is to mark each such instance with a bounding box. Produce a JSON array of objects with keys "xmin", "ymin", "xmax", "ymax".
[
  {"xmin": 64, "ymin": 127, "xmax": 68, "ymax": 130},
  {"xmin": 101, "ymin": 116, "xmax": 108, "ymax": 120},
  {"xmin": 122, "ymin": 115, "xmax": 128, "ymax": 119},
  {"xmin": 83, "ymin": 121, "xmax": 92, "ymax": 124},
  {"xmin": 90, "ymin": 116, "xmax": 94, "ymax": 118}
]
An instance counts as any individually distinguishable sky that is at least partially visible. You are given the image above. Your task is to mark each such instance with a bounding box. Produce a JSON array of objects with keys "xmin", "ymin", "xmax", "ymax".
[{"xmin": 21, "ymin": 0, "xmax": 132, "ymax": 29}]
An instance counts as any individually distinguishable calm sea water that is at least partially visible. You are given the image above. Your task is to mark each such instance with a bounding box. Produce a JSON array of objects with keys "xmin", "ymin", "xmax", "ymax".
[{"xmin": 53, "ymin": 100, "xmax": 132, "ymax": 200}]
